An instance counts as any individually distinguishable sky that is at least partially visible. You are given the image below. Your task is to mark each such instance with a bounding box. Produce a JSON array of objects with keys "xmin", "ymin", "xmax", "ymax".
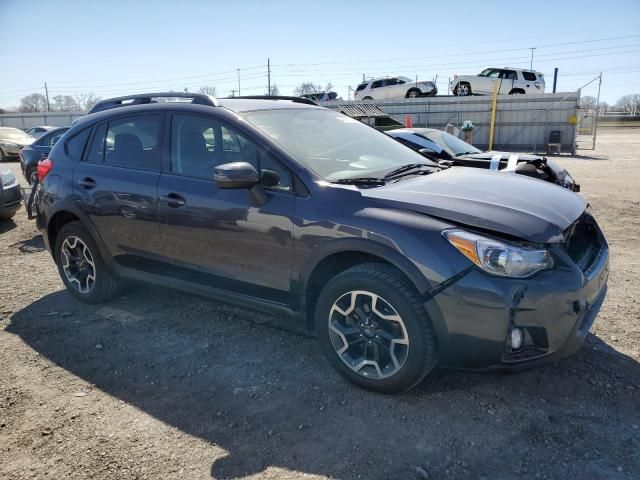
[{"xmin": 1, "ymin": 0, "xmax": 639, "ymax": 110}]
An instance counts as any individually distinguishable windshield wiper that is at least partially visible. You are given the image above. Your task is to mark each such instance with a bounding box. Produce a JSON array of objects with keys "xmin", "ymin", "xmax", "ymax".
[
  {"xmin": 454, "ymin": 151, "xmax": 479, "ymax": 157},
  {"xmin": 332, "ymin": 177, "xmax": 386, "ymax": 186},
  {"xmin": 384, "ymin": 163, "xmax": 433, "ymax": 179}
]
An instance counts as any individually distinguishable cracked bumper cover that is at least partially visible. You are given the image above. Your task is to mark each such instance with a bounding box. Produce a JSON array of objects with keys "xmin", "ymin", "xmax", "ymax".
[{"xmin": 423, "ymin": 246, "xmax": 609, "ymax": 371}]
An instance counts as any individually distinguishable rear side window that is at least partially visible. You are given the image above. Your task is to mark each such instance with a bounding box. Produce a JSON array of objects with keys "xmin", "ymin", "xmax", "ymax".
[
  {"xmin": 522, "ymin": 71, "xmax": 537, "ymax": 81},
  {"xmin": 65, "ymin": 127, "xmax": 91, "ymax": 160},
  {"xmin": 86, "ymin": 123, "xmax": 107, "ymax": 163},
  {"xmin": 104, "ymin": 115, "xmax": 162, "ymax": 171}
]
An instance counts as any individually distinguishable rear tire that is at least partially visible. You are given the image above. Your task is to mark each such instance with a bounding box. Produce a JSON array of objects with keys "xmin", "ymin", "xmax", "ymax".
[
  {"xmin": 362, "ymin": 96, "xmax": 373, "ymax": 100},
  {"xmin": 315, "ymin": 263, "xmax": 438, "ymax": 394},
  {"xmin": 454, "ymin": 83, "xmax": 471, "ymax": 96},
  {"xmin": 509, "ymin": 89, "xmax": 525, "ymax": 95},
  {"xmin": 28, "ymin": 168, "xmax": 37, "ymax": 186},
  {"xmin": 0, "ymin": 148, "xmax": 5, "ymax": 162},
  {"xmin": 54, "ymin": 221, "xmax": 121, "ymax": 304}
]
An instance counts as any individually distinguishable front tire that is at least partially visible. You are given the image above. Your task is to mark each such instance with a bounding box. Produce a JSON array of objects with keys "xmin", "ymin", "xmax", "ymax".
[
  {"xmin": 54, "ymin": 221, "xmax": 121, "ymax": 303},
  {"xmin": 315, "ymin": 263, "xmax": 438, "ymax": 394},
  {"xmin": 0, "ymin": 148, "xmax": 5, "ymax": 162},
  {"xmin": 406, "ymin": 89, "xmax": 421, "ymax": 98}
]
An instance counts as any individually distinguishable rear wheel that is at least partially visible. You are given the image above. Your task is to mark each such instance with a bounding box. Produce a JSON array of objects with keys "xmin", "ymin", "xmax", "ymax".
[
  {"xmin": 362, "ymin": 96, "xmax": 373, "ymax": 100},
  {"xmin": 509, "ymin": 88, "xmax": 525, "ymax": 95},
  {"xmin": 315, "ymin": 263, "xmax": 438, "ymax": 393},
  {"xmin": 454, "ymin": 83, "xmax": 471, "ymax": 96},
  {"xmin": 406, "ymin": 89, "xmax": 421, "ymax": 98},
  {"xmin": 54, "ymin": 221, "xmax": 121, "ymax": 303},
  {"xmin": 0, "ymin": 148, "xmax": 5, "ymax": 162},
  {"xmin": 28, "ymin": 168, "xmax": 37, "ymax": 186}
]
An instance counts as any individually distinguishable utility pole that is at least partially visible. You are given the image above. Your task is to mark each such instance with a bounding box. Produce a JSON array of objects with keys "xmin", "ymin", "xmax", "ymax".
[
  {"xmin": 529, "ymin": 47, "xmax": 536, "ymax": 69},
  {"xmin": 230, "ymin": 89, "xmax": 236, "ymax": 98},
  {"xmin": 237, "ymin": 69, "xmax": 241, "ymax": 96},
  {"xmin": 184, "ymin": 87, "xmax": 188, "ymax": 93},
  {"xmin": 267, "ymin": 58, "xmax": 271, "ymax": 95},
  {"xmin": 44, "ymin": 82, "xmax": 50, "ymax": 112}
]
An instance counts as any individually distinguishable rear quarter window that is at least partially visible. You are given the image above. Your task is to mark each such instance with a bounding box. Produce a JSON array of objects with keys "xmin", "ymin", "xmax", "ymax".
[
  {"xmin": 522, "ymin": 71, "xmax": 537, "ymax": 81},
  {"xmin": 65, "ymin": 127, "xmax": 91, "ymax": 160}
]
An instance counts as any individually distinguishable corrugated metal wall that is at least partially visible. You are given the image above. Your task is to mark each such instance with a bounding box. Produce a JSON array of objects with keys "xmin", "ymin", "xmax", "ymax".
[
  {"xmin": 1, "ymin": 92, "xmax": 579, "ymax": 153},
  {"xmin": 326, "ymin": 93, "xmax": 579, "ymax": 153},
  {"xmin": 0, "ymin": 112, "xmax": 82, "ymax": 129}
]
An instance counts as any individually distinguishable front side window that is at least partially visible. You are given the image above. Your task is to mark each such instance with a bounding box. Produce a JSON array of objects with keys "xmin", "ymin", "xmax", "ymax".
[
  {"xmin": 370, "ymin": 80, "xmax": 383, "ymax": 89},
  {"xmin": 356, "ymin": 83, "xmax": 368, "ymax": 92},
  {"xmin": 104, "ymin": 115, "xmax": 162, "ymax": 171},
  {"xmin": 241, "ymin": 109, "xmax": 438, "ymax": 181},
  {"xmin": 170, "ymin": 114, "xmax": 291, "ymax": 190}
]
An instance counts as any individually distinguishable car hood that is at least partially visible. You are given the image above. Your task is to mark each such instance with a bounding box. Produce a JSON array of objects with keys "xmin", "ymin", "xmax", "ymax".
[
  {"xmin": 1, "ymin": 136, "xmax": 34, "ymax": 146},
  {"xmin": 362, "ymin": 167, "xmax": 586, "ymax": 244},
  {"xmin": 461, "ymin": 151, "xmax": 543, "ymax": 161}
]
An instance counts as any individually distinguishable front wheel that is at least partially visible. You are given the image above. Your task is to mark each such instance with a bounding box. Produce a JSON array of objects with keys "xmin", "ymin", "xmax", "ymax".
[
  {"xmin": 315, "ymin": 263, "xmax": 438, "ymax": 393},
  {"xmin": 406, "ymin": 89, "xmax": 421, "ymax": 98},
  {"xmin": 54, "ymin": 221, "xmax": 121, "ymax": 303}
]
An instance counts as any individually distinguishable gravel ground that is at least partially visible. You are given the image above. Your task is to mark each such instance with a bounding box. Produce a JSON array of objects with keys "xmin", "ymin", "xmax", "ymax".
[{"xmin": 1, "ymin": 129, "xmax": 639, "ymax": 480}]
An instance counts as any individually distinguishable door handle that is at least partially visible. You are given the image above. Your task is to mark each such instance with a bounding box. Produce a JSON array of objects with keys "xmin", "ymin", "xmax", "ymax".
[
  {"xmin": 78, "ymin": 177, "xmax": 97, "ymax": 189},
  {"xmin": 162, "ymin": 192, "xmax": 187, "ymax": 208}
]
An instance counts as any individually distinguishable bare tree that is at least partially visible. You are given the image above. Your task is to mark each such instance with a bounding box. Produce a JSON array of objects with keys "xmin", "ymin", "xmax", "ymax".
[
  {"xmin": 52, "ymin": 95, "xmax": 80, "ymax": 112},
  {"xmin": 580, "ymin": 96, "xmax": 598, "ymax": 110},
  {"xmin": 615, "ymin": 94, "xmax": 640, "ymax": 115},
  {"xmin": 19, "ymin": 93, "xmax": 47, "ymax": 112},
  {"xmin": 293, "ymin": 82, "xmax": 323, "ymax": 96},
  {"xmin": 198, "ymin": 86, "xmax": 217, "ymax": 96},
  {"xmin": 75, "ymin": 92, "xmax": 101, "ymax": 111},
  {"xmin": 267, "ymin": 83, "xmax": 280, "ymax": 96}
]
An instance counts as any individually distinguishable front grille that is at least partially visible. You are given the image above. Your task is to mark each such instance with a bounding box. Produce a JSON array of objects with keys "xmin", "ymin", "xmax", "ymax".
[{"xmin": 564, "ymin": 213, "xmax": 602, "ymax": 274}]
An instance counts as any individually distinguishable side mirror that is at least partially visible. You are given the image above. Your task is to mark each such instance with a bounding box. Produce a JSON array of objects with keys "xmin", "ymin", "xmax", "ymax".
[
  {"xmin": 418, "ymin": 148, "xmax": 451, "ymax": 160},
  {"xmin": 261, "ymin": 169, "xmax": 280, "ymax": 188},
  {"xmin": 214, "ymin": 162, "xmax": 259, "ymax": 189}
]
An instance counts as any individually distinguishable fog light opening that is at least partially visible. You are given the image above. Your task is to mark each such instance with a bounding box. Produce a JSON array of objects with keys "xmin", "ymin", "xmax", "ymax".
[{"xmin": 510, "ymin": 327, "xmax": 524, "ymax": 350}]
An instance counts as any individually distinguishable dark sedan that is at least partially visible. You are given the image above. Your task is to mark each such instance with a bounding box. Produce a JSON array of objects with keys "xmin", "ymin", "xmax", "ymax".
[
  {"xmin": 387, "ymin": 127, "xmax": 580, "ymax": 192},
  {"xmin": 19, "ymin": 127, "xmax": 69, "ymax": 184}
]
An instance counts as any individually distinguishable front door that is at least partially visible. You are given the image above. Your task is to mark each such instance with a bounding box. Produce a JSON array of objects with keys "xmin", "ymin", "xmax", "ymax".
[
  {"xmin": 73, "ymin": 114, "xmax": 164, "ymax": 266},
  {"xmin": 157, "ymin": 112, "xmax": 295, "ymax": 303}
]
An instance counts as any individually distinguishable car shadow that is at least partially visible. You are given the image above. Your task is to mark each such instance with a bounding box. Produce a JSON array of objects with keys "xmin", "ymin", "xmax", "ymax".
[
  {"xmin": 0, "ymin": 218, "xmax": 18, "ymax": 234},
  {"xmin": 9, "ymin": 233, "xmax": 45, "ymax": 253},
  {"xmin": 6, "ymin": 288, "xmax": 640, "ymax": 479}
]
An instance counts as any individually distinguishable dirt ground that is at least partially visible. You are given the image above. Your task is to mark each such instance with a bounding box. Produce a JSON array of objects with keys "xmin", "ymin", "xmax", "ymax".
[{"xmin": 1, "ymin": 129, "xmax": 639, "ymax": 480}]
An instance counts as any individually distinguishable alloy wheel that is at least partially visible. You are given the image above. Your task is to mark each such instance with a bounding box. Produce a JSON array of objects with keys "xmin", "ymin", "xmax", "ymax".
[
  {"xmin": 408, "ymin": 90, "xmax": 420, "ymax": 98},
  {"xmin": 457, "ymin": 84, "xmax": 469, "ymax": 96},
  {"xmin": 328, "ymin": 290, "xmax": 409, "ymax": 379},
  {"xmin": 60, "ymin": 236, "xmax": 96, "ymax": 294}
]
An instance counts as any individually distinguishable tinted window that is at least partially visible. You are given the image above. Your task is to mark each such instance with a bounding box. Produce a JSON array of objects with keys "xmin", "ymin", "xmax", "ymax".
[
  {"xmin": 370, "ymin": 80, "xmax": 383, "ymax": 88},
  {"xmin": 502, "ymin": 70, "xmax": 517, "ymax": 80},
  {"xmin": 45, "ymin": 130, "xmax": 66, "ymax": 147},
  {"xmin": 171, "ymin": 114, "xmax": 290, "ymax": 190},
  {"xmin": 66, "ymin": 127, "xmax": 91, "ymax": 160},
  {"xmin": 87, "ymin": 123, "xmax": 107, "ymax": 163},
  {"xmin": 522, "ymin": 71, "xmax": 537, "ymax": 81},
  {"xmin": 104, "ymin": 115, "xmax": 162, "ymax": 171},
  {"xmin": 356, "ymin": 83, "xmax": 368, "ymax": 91}
]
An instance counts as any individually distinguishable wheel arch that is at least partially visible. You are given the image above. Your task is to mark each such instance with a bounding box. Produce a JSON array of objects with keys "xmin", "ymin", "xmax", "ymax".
[
  {"xmin": 297, "ymin": 238, "xmax": 434, "ymax": 331},
  {"xmin": 46, "ymin": 203, "xmax": 111, "ymax": 264}
]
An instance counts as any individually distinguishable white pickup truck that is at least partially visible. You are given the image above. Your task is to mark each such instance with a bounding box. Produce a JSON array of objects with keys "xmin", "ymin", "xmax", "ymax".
[{"xmin": 450, "ymin": 68, "xmax": 545, "ymax": 96}]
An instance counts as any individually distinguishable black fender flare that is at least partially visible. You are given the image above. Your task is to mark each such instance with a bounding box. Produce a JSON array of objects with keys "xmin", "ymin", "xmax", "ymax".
[{"xmin": 45, "ymin": 200, "xmax": 114, "ymax": 267}]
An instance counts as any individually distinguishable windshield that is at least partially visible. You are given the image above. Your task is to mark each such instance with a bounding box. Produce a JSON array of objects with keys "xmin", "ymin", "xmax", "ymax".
[
  {"xmin": 479, "ymin": 68, "xmax": 492, "ymax": 77},
  {"xmin": 418, "ymin": 131, "xmax": 482, "ymax": 157},
  {"xmin": 240, "ymin": 109, "xmax": 438, "ymax": 180},
  {"xmin": 0, "ymin": 127, "xmax": 34, "ymax": 142}
]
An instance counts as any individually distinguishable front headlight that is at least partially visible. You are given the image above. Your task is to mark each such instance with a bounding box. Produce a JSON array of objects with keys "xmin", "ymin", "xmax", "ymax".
[
  {"xmin": 1, "ymin": 169, "xmax": 16, "ymax": 187},
  {"xmin": 0, "ymin": 141, "xmax": 18, "ymax": 147},
  {"xmin": 444, "ymin": 229, "xmax": 554, "ymax": 278}
]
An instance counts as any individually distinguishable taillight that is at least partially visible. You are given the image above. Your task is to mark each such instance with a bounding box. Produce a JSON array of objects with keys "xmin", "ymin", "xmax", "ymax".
[{"xmin": 37, "ymin": 158, "xmax": 53, "ymax": 182}]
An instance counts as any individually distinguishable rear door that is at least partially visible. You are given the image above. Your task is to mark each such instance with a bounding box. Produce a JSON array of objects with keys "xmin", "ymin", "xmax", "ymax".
[
  {"xmin": 157, "ymin": 112, "xmax": 295, "ymax": 302},
  {"xmin": 73, "ymin": 113, "xmax": 164, "ymax": 266}
]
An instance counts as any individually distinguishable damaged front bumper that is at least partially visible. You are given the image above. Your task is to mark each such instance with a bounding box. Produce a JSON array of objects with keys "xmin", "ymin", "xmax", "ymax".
[{"xmin": 425, "ymin": 214, "xmax": 609, "ymax": 371}]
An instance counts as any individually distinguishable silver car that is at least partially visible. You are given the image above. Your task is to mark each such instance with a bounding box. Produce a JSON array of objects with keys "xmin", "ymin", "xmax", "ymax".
[{"xmin": 0, "ymin": 127, "xmax": 35, "ymax": 161}]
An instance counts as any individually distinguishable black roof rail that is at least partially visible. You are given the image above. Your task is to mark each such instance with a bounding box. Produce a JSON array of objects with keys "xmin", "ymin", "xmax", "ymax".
[
  {"xmin": 228, "ymin": 95, "xmax": 318, "ymax": 106},
  {"xmin": 88, "ymin": 92, "xmax": 220, "ymax": 114}
]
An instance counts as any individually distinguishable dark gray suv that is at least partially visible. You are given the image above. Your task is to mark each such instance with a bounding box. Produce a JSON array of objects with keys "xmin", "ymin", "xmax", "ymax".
[{"xmin": 34, "ymin": 93, "xmax": 609, "ymax": 393}]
